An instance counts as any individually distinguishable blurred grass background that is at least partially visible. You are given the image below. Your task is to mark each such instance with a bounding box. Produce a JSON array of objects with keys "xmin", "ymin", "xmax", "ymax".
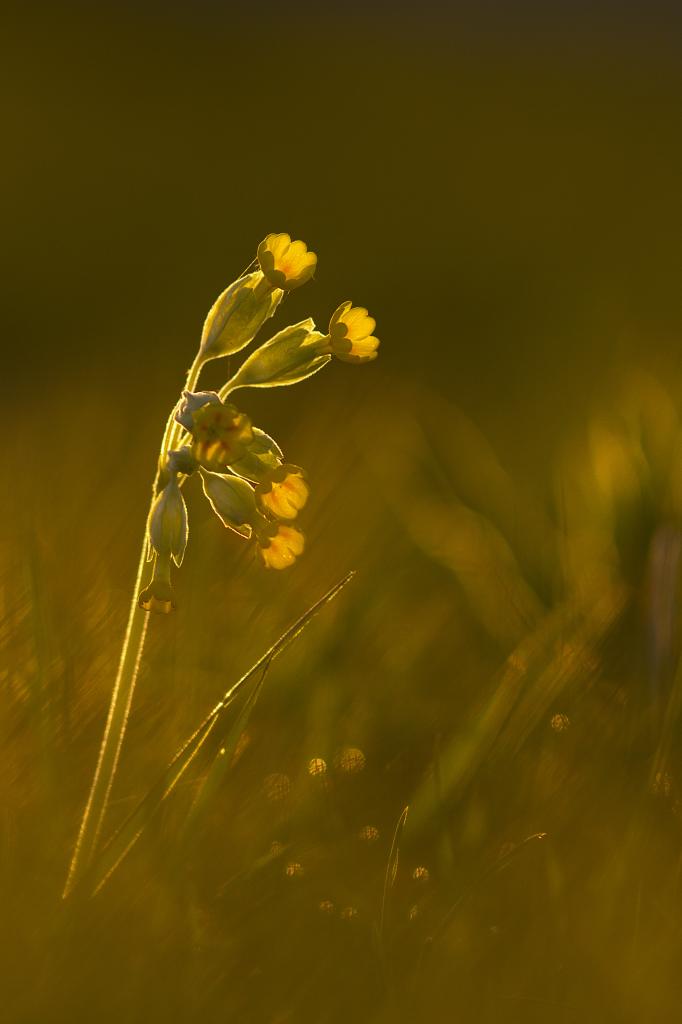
[{"xmin": 5, "ymin": 1, "xmax": 682, "ymax": 1021}]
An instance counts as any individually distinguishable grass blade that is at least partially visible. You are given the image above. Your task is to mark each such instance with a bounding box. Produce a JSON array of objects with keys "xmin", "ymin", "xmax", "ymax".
[
  {"xmin": 83, "ymin": 571, "xmax": 355, "ymax": 896},
  {"xmin": 179, "ymin": 667, "xmax": 268, "ymax": 844},
  {"xmin": 380, "ymin": 805, "xmax": 409, "ymax": 940}
]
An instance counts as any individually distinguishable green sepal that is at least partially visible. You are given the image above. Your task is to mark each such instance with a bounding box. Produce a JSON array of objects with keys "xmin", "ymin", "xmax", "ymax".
[
  {"xmin": 226, "ymin": 319, "xmax": 331, "ymax": 390},
  {"xmin": 229, "ymin": 428, "xmax": 284, "ymax": 483},
  {"xmin": 199, "ymin": 271, "xmax": 282, "ymax": 362},
  {"xmin": 201, "ymin": 469, "xmax": 258, "ymax": 538}
]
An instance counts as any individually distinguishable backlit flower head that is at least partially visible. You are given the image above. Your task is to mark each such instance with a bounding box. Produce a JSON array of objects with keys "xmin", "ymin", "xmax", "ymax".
[
  {"xmin": 327, "ymin": 301, "xmax": 380, "ymax": 363},
  {"xmin": 256, "ymin": 522, "xmax": 305, "ymax": 569},
  {"xmin": 257, "ymin": 233, "xmax": 317, "ymax": 291},
  {"xmin": 190, "ymin": 400, "xmax": 253, "ymax": 471},
  {"xmin": 256, "ymin": 464, "xmax": 309, "ymax": 521}
]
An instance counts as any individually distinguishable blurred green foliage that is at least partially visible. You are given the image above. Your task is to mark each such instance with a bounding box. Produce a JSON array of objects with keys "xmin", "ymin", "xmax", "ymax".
[{"xmin": 5, "ymin": 3, "xmax": 682, "ymax": 1022}]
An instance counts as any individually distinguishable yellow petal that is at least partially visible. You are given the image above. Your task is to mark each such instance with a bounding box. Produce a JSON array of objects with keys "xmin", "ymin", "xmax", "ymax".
[
  {"xmin": 350, "ymin": 335, "xmax": 380, "ymax": 358},
  {"xmin": 329, "ymin": 301, "xmax": 352, "ymax": 332},
  {"xmin": 260, "ymin": 473, "xmax": 309, "ymax": 520},
  {"xmin": 265, "ymin": 232, "xmax": 291, "ymax": 259},
  {"xmin": 343, "ymin": 308, "xmax": 376, "ymax": 342},
  {"xmin": 259, "ymin": 525, "xmax": 305, "ymax": 569},
  {"xmin": 284, "ymin": 239, "xmax": 309, "ymax": 264},
  {"xmin": 332, "ymin": 333, "xmax": 380, "ymax": 363}
]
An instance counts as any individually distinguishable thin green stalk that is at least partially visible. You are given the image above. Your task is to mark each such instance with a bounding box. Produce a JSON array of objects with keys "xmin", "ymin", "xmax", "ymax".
[
  {"xmin": 161, "ymin": 354, "xmax": 204, "ymax": 473},
  {"xmin": 63, "ymin": 356, "xmax": 204, "ymax": 899}
]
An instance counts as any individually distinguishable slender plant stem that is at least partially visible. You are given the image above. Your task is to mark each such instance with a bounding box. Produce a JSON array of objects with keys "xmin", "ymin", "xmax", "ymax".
[
  {"xmin": 62, "ymin": 538, "xmax": 151, "ymax": 897},
  {"xmin": 63, "ymin": 356, "xmax": 204, "ymax": 898}
]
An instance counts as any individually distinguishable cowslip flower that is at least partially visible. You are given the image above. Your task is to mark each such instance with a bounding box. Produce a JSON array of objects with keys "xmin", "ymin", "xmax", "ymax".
[
  {"xmin": 202, "ymin": 469, "xmax": 306, "ymax": 569},
  {"xmin": 139, "ymin": 554, "xmax": 175, "ymax": 614},
  {"xmin": 256, "ymin": 464, "xmax": 309, "ymax": 521},
  {"xmin": 256, "ymin": 522, "xmax": 305, "ymax": 569},
  {"xmin": 67, "ymin": 234, "xmax": 381, "ymax": 911},
  {"xmin": 325, "ymin": 301, "xmax": 380, "ymax": 363},
  {"xmin": 257, "ymin": 233, "xmax": 317, "ymax": 291},
  {"xmin": 190, "ymin": 400, "xmax": 253, "ymax": 471}
]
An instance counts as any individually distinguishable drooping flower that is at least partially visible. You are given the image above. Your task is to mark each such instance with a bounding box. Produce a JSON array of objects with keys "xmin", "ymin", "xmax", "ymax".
[
  {"xmin": 257, "ymin": 233, "xmax": 317, "ymax": 291},
  {"xmin": 327, "ymin": 301, "xmax": 380, "ymax": 363},
  {"xmin": 256, "ymin": 522, "xmax": 305, "ymax": 569},
  {"xmin": 256, "ymin": 464, "xmax": 309, "ymax": 521},
  {"xmin": 190, "ymin": 400, "xmax": 253, "ymax": 471},
  {"xmin": 139, "ymin": 553, "xmax": 175, "ymax": 614}
]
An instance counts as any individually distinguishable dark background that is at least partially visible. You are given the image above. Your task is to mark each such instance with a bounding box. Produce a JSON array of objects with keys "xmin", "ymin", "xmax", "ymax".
[{"xmin": 5, "ymin": 1, "xmax": 682, "ymax": 468}]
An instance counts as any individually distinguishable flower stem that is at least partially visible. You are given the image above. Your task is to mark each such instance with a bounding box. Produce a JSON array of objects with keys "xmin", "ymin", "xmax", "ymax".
[
  {"xmin": 62, "ymin": 536, "xmax": 151, "ymax": 897},
  {"xmin": 63, "ymin": 355, "xmax": 205, "ymax": 899}
]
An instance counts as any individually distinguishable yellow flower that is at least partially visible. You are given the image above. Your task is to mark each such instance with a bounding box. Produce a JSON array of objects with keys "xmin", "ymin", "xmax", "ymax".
[
  {"xmin": 256, "ymin": 464, "xmax": 309, "ymax": 520},
  {"xmin": 191, "ymin": 401, "xmax": 253, "ymax": 471},
  {"xmin": 257, "ymin": 523, "xmax": 305, "ymax": 569},
  {"xmin": 257, "ymin": 233, "xmax": 317, "ymax": 291},
  {"xmin": 328, "ymin": 301, "xmax": 380, "ymax": 363}
]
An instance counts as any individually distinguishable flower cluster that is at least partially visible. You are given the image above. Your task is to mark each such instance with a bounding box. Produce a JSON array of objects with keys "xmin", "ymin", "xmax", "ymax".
[{"xmin": 139, "ymin": 233, "xmax": 379, "ymax": 612}]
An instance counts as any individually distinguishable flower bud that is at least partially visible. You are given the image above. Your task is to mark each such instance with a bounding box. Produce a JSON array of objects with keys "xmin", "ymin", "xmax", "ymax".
[
  {"xmin": 175, "ymin": 390, "xmax": 221, "ymax": 432},
  {"xmin": 257, "ymin": 233, "xmax": 317, "ymax": 291},
  {"xmin": 199, "ymin": 271, "xmax": 283, "ymax": 362},
  {"xmin": 326, "ymin": 301, "xmax": 380, "ymax": 363},
  {"xmin": 226, "ymin": 319, "xmax": 330, "ymax": 391},
  {"xmin": 148, "ymin": 474, "xmax": 188, "ymax": 566},
  {"xmin": 256, "ymin": 521, "xmax": 305, "ymax": 569},
  {"xmin": 201, "ymin": 470, "xmax": 258, "ymax": 538},
  {"xmin": 229, "ymin": 428, "xmax": 284, "ymax": 483},
  {"xmin": 256, "ymin": 464, "xmax": 309, "ymax": 521},
  {"xmin": 166, "ymin": 446, "xmax": 198, "ymax": 477},
  {"xmin": 190, "ymin": 400, "xmax": 253, "ymax": 471}
]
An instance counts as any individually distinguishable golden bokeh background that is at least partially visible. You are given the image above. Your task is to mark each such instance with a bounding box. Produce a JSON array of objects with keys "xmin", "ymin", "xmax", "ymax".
[{"xmin": 5, "ymin": 3, "xmax": 682, "ymax": 1022}]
